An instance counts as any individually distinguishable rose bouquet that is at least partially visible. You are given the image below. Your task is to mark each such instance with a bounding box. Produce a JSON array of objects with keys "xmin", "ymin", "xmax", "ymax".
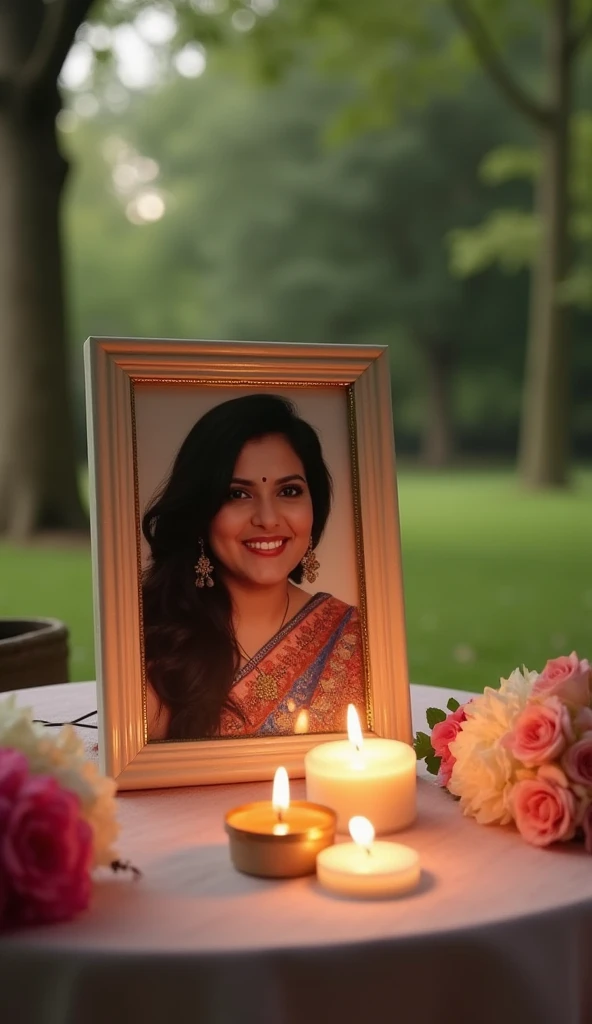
[
  {"xmin": 415, "ymin": 653, "xmax": 592, "ymax": 851},
  {"xmin": 0, "ymin": 695, "xmax": 130, "ymax": 929}
]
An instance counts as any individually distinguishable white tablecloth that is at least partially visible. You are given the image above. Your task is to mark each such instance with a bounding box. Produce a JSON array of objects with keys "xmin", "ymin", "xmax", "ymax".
[{"xmin": 1, "ymin": 682, "xmax": 592, "ymax": 1024}]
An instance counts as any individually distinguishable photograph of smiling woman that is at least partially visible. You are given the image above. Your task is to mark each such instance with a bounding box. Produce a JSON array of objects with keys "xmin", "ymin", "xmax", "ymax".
[{"xmin": 142, "ymin": 393, "xmax": 365, "ymax": 741}]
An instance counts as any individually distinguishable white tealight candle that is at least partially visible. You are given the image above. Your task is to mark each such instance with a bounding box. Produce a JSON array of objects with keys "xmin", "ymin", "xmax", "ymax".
[
  {"xmin": 304, "ymin": 705, "xmax": 416, "ymax": 834},
  {"xmin": 316, "ymin": 816, "xmax": 420, "ymax": 899}
]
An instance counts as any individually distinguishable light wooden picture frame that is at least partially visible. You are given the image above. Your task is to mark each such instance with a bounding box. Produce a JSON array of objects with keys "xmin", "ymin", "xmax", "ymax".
[{"xmin": 84, "ymin": 337, "xmax": 411, "ymax": 790}]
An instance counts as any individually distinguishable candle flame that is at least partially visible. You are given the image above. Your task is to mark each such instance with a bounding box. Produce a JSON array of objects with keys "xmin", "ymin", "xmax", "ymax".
[
  {"xmin": 272, "ymin": 766, "xmax": 290, "ymax": 816},
  {"xmin": 347, "ymin": 704, "xmax": 364, "ymax": 752},
  {"xmin": 349, "ymin": 816, "xmax": 375, "ymax": 850}
]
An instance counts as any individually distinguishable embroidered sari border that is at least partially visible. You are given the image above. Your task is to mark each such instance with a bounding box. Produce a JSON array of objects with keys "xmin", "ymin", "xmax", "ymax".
[{"xmin": 232, "ymin": 592, "xmax": 331, "ymax": 686}]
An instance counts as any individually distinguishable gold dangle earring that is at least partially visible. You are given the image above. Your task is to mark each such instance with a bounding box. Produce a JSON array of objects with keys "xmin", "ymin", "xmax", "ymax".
[
  {"xmin": 194, "ymin": 538, "xmax": 214, "ymax": 588},
  {"xmin": 300, "ymin": 538, "xmax": 320, "ymax": 584}
]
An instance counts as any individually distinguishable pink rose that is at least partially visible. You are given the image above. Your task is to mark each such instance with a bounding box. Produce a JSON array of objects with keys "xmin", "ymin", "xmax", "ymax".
[
  {"xmin": 2, "ymin": 775, "xmax": 93, "ymax": 925},
  {"xmin": 0, "ymin": 749, "xmax": 28, "ymax": 800},
  {"xmin": 582, "ymin": 801, "xmax": 592, "ymax": 854},
  {"xmin": 532, "ymin": 652, "xmax": 591, "ymax": 706},
  {"xmin": 432, "ymin": 705, "xmax": 467, "ymax": 786},
  {"xmin": 574, "ymin": 706, "xmax": 592, "ymax": 735},
  {"xmin": 0, "ymin": 749, "xmax": 30, "ymax": 930},
  {"xmin": 437, "ymin": 751, "xmax": 455, "ymax": 787},
  {"xmin": 0, "ymin": 866, "xmax": 7, "ymax": 928},
  {"xmin": 504, "ymin": 697, "xmax": 573, "ymax": 767},
  {"xmin": 561, "ymin": 732, "xmax": 592, "ymax": 788},
  {"xmin": 511, "ymin": 776, "xmax": 576, "ymax": 847}
]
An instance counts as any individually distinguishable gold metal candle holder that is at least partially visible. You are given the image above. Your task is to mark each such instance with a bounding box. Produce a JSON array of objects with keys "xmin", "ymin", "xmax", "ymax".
[{"xmin": 225, "ymin": 800, "xmax": 337, "ymax": 878}]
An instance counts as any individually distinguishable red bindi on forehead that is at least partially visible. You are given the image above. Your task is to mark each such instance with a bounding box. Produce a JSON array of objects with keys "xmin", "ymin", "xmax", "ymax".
[{"xmin": 262, "ymin": 477, "xmax": 267, "ymax": 482}]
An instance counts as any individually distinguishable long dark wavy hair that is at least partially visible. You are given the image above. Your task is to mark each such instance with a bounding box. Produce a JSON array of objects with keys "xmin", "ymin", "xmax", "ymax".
[{"xmin": 142, "ymin": 393, "xmax": 333, "ymax": 740}]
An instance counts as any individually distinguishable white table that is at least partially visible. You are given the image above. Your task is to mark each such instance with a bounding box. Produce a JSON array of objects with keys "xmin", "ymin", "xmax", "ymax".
[{"xmin": 1, "ymin": 682, "xmax": 592, "ymax": 1024}]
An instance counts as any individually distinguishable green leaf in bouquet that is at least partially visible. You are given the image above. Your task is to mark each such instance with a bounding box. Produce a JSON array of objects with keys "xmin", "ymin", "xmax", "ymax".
[
  {"xmin": 413, "ymin": 731, "xmax": 433, "ymax": 760},
  {"xmin": 425, "ymin": 753, "xmax": 442, "ymax": 776},
  {"xmin": 447, "ymin": 697, "xmax": 460, "ymax": 713},
  {"xmin": 426, "ymin": 707, "xmax": 447, "ymax": 730}
]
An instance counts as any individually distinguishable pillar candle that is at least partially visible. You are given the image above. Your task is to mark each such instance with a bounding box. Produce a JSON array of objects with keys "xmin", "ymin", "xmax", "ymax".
[{"xmin": 305, "ymin": 705, "xmax": 416, "ymax": 835}]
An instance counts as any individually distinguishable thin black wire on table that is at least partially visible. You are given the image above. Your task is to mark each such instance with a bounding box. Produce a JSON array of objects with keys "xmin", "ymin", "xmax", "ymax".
[{"xmin": 33, "ymin": 710, "xmax": 98, "ymax": 729}]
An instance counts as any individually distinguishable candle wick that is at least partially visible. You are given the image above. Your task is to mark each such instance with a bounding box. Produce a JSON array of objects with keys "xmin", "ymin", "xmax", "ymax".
[
  {"xmin": 277, "ymin": 809, "xmax": 283, "ymax": 824},
  {"xmin": 365, "ymin": 846, "xmax": 372, "ymax": 857}
]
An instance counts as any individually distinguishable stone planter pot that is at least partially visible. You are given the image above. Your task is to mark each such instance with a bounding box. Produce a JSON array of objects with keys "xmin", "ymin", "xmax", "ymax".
[{"xmin": 0, "ymin": 618, "xmax": 69, "ymax": 693}]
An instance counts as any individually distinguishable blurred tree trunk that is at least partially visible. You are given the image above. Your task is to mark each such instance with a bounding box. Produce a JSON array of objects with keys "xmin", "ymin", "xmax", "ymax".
[
  {"xmin": 450, "ymin": 0, "xmax": 591, "ymax": 488},
  {"xmin": 419, "ymin": 339, "xmax": 456, "ymax": 467},
  {"xmin": 0, "ymin": 0, "xmax": 92, "ymax": 537},
  {"xmin": 518, "ymin": 0, "xmax": 571, "ymax": 487}
]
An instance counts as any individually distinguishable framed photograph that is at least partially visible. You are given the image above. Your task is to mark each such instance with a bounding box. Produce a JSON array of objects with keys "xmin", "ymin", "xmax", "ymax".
[{"xmin": 84, "ymin": 338, "xmax": 411, "ymax": 790}]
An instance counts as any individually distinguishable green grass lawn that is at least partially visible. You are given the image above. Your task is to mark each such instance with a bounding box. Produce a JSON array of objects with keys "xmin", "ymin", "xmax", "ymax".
[
  {"xmin": 0, "ymin": 539, "xmax": 94, "ymax": 681},
  {"xmin": 399, "ymin": 466, "xmax": 592, "ymax": 692},
  {"xmin": 1, "ymin": 467, "xmax": 591, "ymax": 691}
]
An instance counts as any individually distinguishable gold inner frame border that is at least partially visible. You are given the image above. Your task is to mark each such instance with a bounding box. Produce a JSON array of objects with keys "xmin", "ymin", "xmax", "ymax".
[{"xmin": 130, "ymin": 376, "xmax": 373, "ymax": 744}]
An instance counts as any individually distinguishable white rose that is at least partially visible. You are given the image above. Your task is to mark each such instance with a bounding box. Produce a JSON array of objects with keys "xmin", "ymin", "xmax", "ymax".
[{"xmin": 448, "ymin": 667, "xmax": 538, "ymax": 825}]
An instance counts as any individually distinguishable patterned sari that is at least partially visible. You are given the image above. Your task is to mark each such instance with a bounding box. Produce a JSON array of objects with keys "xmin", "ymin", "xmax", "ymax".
[{"xmin": 218, "ymin": 592, "xmax": 365, "ymax": 737}]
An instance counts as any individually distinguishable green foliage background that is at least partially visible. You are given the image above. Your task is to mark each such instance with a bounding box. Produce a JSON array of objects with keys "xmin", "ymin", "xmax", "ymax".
[
  {"xmin": 61, "ymin": 60, "xmax": 592, "ymax": 458},
  {"xmin": 5, "ymin": 0, "xmax": 591, "ymax": 689},
  {"xmin": 3, "ymin": 469, "xmax": 592, "ymax": 689}
]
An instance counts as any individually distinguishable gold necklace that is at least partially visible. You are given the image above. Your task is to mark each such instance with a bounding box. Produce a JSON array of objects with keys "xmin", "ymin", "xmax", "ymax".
[{"xmin": 236, "ymin": 590, "xmax": 291, "ymax": 668}]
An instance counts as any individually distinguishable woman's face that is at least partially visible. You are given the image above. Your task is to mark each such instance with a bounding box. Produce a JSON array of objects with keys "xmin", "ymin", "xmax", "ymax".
[{"xmin": 209, "ymin": 434, "xmax": 314, "ymax": 589}]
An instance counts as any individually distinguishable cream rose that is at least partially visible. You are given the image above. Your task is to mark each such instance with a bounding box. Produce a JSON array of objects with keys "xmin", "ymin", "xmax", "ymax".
[{"xmin": 448, "ymin": 667, "xmax": 537, "ymax": 824}]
